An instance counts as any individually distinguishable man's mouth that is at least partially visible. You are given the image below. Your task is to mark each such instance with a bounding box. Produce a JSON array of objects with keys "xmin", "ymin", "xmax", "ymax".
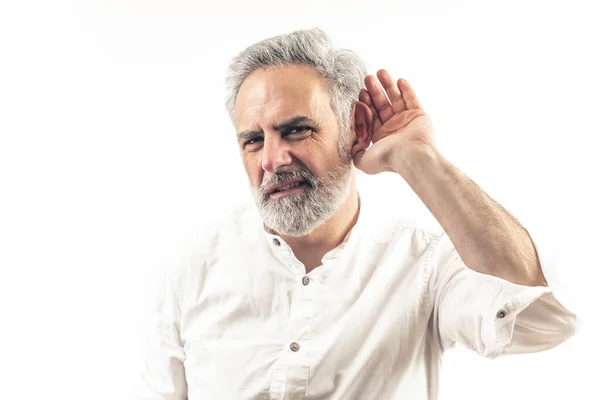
[
  {"xmin": 266, "ymin": 179, "xmax": 308, "ymax": 196},
  {"xmin": 273, "ymin": 181, "xmax": 303, "ymax": 192}
]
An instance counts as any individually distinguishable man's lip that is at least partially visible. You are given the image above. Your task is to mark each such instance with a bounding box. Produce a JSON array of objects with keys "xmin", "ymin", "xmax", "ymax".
[{"xmin": 265, "ymin": 178, "xmax": 306, "ymax": 195}]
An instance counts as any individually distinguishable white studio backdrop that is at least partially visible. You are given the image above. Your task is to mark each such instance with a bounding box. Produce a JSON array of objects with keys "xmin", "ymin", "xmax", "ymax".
[{"xmin": 3, "ymin": 0, "xmax": 599, "ymax": 399}]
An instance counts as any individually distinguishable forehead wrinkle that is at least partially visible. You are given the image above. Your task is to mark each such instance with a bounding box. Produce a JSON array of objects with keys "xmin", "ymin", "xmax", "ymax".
[
  {"xmin": 236, "ymin": 96, "xmax": 323, "ymax": 135},
  {"xmin": 234, "ymin": 65, "xmax": 333, "ymax": 132}
]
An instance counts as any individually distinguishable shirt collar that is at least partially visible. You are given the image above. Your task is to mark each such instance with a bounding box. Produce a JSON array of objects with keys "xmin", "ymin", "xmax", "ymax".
[{"xmin": 260, "ymin": 193, "xmax": 367, "ymax": 261}]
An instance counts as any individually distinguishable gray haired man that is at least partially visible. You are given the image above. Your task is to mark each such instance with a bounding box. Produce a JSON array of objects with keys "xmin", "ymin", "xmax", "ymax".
[{"xmin": 139, "ymin": 28, "xmax": 578, "ymax": 400}]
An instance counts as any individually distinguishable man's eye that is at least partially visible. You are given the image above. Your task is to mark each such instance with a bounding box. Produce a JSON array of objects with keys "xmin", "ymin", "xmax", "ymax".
[
  {"xmin": 287, "ymin": 126, "xmax": 310, "ymax": 135},
  {"xmin": 245, "ymin": 137, "xmax": 263, "ymax": 146}
]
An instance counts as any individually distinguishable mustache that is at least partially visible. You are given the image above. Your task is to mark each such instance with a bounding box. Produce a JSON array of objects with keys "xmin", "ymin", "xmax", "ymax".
[{"xmin": 259, "ymin": 168, "xmax": 316, "ymax": 193}]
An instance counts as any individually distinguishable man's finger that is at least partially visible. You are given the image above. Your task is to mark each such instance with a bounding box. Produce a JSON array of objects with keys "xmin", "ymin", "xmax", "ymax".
[
  {"xmin": 377, "ymin": 69, "xmax": 407, "ymax": 113},
  {"xmin": 365, "ymin": 75, "xmax": 394, "ymax": 123},
  {"xmin": 398, "ymin": 78, "xmax": 423, "ymax": 110},
  {"xmin": 359, "ymin": 89, "xmax": 383, "ymax": 133}
]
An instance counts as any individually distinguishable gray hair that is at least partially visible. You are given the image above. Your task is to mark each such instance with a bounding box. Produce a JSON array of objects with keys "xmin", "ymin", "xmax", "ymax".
[{"xmin": 225, "ymin": 28, "xmax": 367, "ymax": 151}]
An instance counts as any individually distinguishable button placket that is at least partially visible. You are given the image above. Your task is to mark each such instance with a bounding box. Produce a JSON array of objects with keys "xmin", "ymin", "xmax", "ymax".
[{"xmin": 283, "ymin": 270, "xmax": 319, "ymax": 363}]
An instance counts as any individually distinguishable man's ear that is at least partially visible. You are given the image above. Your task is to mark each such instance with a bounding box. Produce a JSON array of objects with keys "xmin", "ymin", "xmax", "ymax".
[{"xmin": 350, "ymin": 101, "xmax": 373, "ymax": 158}]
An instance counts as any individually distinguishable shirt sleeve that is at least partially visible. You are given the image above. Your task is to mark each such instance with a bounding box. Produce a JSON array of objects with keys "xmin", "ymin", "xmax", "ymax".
[
  {"xmin": 428, "ymin": 229, "xmax": 579, "ymax": 359},
  {"xmin": 137, "ymin": 265, "xmax": 188, "ymax": 399}
]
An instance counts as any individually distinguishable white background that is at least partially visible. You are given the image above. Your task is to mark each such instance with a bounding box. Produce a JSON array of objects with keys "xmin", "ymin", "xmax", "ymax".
[{"xmin": 3, "ymin": 0, "xmax": 599, "ymax": 399}]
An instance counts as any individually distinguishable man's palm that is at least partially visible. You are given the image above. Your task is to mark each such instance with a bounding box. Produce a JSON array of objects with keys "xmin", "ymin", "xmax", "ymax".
[{"xmin": 353, "ymin": 71, "xmax": 435, "ymax": 175}]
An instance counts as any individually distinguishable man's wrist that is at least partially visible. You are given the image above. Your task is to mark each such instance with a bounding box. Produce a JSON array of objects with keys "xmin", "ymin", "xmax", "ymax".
[{"xmin": 390, "ymin": 142, "xmax": 443, "ymax": 179}]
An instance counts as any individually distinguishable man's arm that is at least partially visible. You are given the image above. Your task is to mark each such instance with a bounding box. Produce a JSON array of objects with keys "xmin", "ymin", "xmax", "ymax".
[
  {"xmin": 392, "ymin": 145, "xmax": 547, "ymax": 287},
  {"xmin": 355, "ymin": 70, "xmax": 545, "ymax": 286},
  {"xmin": 355, "ymin": 71, "xmax": 578, "ymax": 357}
]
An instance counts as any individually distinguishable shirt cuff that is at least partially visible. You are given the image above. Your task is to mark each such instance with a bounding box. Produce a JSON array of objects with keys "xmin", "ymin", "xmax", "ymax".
[{"xmin": 480, "ymin": 227, "xmax": 580, "ymax": 358}]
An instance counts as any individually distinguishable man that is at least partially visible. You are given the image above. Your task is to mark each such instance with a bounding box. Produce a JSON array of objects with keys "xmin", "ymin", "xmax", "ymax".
[{"xmin": 139, "ymin": 28, "xmax": 578, "ymax": 399}]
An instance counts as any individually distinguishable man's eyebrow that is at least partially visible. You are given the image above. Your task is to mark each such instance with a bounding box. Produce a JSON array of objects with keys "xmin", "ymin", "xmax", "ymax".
[
  {"xmin": 272, "ymin": 115, "xmax": 318, "ymax": 132},
  {"xmin": 236, "ymin": 115, "xmax": 318, "ymax": 142},
  {"xmin": 236, "ymin": 130, "xmax": 261, "ymax": 142}
]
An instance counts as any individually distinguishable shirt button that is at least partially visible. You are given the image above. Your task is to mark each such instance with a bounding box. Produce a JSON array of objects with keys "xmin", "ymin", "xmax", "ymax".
[
  {"xmin": 290, "ymin": 342, "xmax": 300, "ymax": 352},
  {"xmin": 496, "ymin": 310, "xmax": 506, "ymax": 318},
  {"xmin": 302, "ymin": 276, "xmax": 310, "ymax": 286},
  {"xmin": 273, "ymin": 238, "xmax": 281, "ymax": 246}
]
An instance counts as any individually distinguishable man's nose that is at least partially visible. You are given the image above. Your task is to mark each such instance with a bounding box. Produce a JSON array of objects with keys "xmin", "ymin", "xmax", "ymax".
[{"xmin": 261, "ymin": 137, "xmax": 293, "ymax": 173}]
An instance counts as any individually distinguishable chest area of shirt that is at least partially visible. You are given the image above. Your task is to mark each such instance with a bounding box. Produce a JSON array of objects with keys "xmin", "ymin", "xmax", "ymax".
[{"xmin": 181, "ymin": 236, "xmax": 433, "ymax": 342}]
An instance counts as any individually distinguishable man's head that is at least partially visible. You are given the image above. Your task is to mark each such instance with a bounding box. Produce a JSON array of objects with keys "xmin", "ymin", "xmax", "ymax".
[{"xmin": 225, "ymin": 28, "xmax": 371, "ymax": 237}]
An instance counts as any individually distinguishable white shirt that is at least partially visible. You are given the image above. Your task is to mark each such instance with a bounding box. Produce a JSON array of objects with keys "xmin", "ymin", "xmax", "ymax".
[{"xmin": 138, "ymin": 198, "xmax": 578, "ymax": 400}]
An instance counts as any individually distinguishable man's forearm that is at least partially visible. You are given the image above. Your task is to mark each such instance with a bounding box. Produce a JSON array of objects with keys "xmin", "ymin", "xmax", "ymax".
[{"xmin": 392, "ymin": 145, "xmax": 547, "ymax": 287}]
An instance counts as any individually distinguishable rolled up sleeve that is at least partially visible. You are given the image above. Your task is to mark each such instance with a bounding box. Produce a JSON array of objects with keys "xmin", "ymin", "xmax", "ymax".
[
  {"xmin": 138, "ymin": 266, "xmax": 188, "ymax": 399},
  {"xmin": 429, "ymin": 230, "xmax": 579, "ymax": 359}
]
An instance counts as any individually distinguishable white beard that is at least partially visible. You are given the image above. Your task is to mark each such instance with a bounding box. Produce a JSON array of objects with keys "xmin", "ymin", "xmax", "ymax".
[{"xmin": 251, "ymin": 159, "xmax": 353, "ymax": 237}]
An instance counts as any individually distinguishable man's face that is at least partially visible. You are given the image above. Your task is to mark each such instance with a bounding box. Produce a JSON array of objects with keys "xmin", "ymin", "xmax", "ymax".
[{"xmin": 234, "ymin": 65, "xmax": 353, "ymax": 237}]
